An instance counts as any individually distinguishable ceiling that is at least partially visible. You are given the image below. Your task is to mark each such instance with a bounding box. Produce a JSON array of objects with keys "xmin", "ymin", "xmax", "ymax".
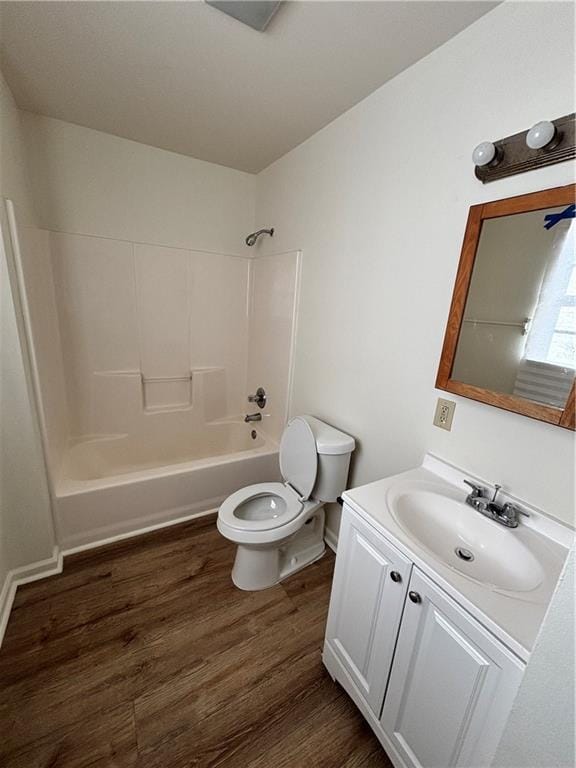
[{"xmin": 0, "ymin": 1, "xmax": 499, "ymax": 173}]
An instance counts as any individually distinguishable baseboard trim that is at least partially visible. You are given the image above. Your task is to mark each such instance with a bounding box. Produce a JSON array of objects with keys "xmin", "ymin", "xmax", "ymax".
[
  {"xmin": 10, "ymin": 546, "xmax": 63, "ymax": 585},
  {"xmin": 62, "ymin": 507, "xmax": 218, "ymax": 557},
  {"xmin": 1, "ymin": 508, "xmax": 221, "ymax": 646},
  {"xmin": 324, "ymin": 527, "xmax": 338, "ymax": 554},
  {"xmin": 0, "ymin": 546, "xmax": 63, "ymax": 647}
]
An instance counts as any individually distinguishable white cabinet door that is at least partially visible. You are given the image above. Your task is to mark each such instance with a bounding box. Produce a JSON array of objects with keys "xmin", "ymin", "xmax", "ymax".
[
  {"xmin": 381, "ymin": 569, "xmax": 525, "ymax": 768},
  {"xmin": 324, "ymin": 505, "xmax": 412, "ymax": 715}
]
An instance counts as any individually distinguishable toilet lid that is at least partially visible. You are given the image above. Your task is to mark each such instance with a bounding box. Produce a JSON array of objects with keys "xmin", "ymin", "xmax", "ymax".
[{"xmin": 279, "ymin": 417, "xmax": 318, "ymax": 501}]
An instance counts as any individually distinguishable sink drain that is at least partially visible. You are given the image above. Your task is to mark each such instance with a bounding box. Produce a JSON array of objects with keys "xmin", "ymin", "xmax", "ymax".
[{"xmin": 455, "ymin": 547, "xmax": 474, "ymax": 562}]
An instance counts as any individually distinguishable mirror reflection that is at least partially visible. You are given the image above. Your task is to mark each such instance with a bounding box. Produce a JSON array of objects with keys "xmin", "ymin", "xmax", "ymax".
[{"xmin": 451, "ymin": 205, "xmax": 575, "ymax": 409}]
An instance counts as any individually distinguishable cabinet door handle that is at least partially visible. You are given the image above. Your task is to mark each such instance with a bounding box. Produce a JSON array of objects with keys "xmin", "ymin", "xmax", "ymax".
[
  {"xmin": 390, "ymin": 571, "xmax": 402, "ymax": 583},
  {"xmin": 408, "ymin": 591, "xmax": 422, "ymax": 604}
]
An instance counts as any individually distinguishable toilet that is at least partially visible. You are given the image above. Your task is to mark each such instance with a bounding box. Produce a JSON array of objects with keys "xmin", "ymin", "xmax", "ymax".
[{"xmin": 217, "ymin": 415, "xmax": 355, "ymax": 590}]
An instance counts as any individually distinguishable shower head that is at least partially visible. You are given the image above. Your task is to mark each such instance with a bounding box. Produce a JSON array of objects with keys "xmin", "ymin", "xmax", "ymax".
[{"xmin": 245, "ymin": 228, "xmax": 274, "ymax": 247}]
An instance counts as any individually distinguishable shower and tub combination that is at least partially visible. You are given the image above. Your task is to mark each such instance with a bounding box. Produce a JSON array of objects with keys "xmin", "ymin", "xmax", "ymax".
[{"xmin": 12, "ymin": 211, "xmax": 300, "ymax": 551}]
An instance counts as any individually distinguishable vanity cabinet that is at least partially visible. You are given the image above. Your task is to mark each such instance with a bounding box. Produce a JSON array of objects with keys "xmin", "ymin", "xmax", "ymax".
[
  {"xmin": 324, "ymin": 507, "xmax": 412, "ymax": 715},
  {"xmin": 380, "ymin": 568, "xmax": 524, "ymax": 768},
  {"xmin": 324, "ymin": 504, "xmax": 526, "ymax": 768}
]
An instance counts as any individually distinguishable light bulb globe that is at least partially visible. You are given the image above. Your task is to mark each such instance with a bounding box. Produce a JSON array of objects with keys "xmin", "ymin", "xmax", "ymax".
[
  {"xmin": 472, "ymin": 141, "xmax": 496, "ymax": 167},
  {"xmin": 526, "ymin": 121, "xmax": 556, "ymax": 150}
]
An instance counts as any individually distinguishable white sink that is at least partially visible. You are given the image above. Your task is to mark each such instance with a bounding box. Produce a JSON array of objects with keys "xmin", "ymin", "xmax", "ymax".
[{"xmin": 387, "ymin": 488, "xmax": 545, "ymax": 592}]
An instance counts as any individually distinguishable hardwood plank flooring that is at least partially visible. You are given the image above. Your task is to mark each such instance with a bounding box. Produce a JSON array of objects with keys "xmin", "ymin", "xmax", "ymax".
[{"xmin": 0, "ymin": 515, "xmax": 392, "ymax": 767}]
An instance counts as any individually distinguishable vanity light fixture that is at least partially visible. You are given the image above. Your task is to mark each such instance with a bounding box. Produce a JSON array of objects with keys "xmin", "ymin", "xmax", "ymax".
[{"xmin": 473, "ymin": 113, "xmax": 575, "ymax": 183}]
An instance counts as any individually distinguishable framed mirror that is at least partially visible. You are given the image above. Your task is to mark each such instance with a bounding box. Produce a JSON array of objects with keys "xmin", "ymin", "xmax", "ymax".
[{"xmin": 437, "ymin": 184, "xmax": 575, "ymax": 430}]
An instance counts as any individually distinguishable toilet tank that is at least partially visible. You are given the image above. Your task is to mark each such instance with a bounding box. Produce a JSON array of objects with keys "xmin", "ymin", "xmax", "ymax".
[{"xmin": 302, "ymin": 416, "xmax": 355, "ymax": 502}]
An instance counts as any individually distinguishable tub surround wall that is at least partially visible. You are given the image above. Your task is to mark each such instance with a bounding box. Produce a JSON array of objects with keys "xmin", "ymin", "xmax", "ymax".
[
  {"xmin": 255, "ymin": 1, "xmax": 576, "ymax": 530},
  {"xmin": 247, "ymin": 251, "xmax": 301, "ymax": 442},
  {"xmin": 50, "ymin": 231, "xmax": 251, "ymax": 441},
  {"xmin": 46, "ymin": 232, "xmax": 298, "ymax": 456}
]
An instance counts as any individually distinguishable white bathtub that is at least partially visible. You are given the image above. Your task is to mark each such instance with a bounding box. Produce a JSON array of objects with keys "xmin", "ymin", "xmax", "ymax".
[{"xmin": 54, "ymin": 420, "xmax": 280, "ymax": 551}]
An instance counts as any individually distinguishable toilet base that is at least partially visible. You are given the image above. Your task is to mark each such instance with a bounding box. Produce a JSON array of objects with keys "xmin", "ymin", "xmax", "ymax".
[{"xmin": 231, "ymin": 509, "xmax": 325, "ymax": 591}]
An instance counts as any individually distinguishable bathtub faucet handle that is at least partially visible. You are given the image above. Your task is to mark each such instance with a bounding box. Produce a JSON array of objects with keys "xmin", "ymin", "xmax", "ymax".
[{"xmin": 247, "ymin": 387, "xmax": 267, "ymax": 409}]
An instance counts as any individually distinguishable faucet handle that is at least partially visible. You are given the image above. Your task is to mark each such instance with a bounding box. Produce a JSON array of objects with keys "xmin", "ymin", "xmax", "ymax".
[
  {"xmin": 464, "ymin": 479, "xmax": 487, "ymax": 498},
  {"xmin": 502, "ymin": 502, "xmax": 529, "ymax": 518},
  {"xmin": 247, "ymin": 387, "xmax": 267, "ymax": 409},
  {"xmin": 498, "ymin": 502, "xmax": 529, "ymax": 528}
]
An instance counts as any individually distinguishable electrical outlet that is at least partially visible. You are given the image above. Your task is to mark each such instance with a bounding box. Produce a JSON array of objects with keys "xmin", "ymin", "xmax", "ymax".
[{"xmin": 433, "ymin": 398, "xmax": 456, "ymax": 431}]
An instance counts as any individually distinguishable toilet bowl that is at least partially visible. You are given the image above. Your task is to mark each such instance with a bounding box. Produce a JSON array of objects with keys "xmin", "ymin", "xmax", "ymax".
[{"xmin": 217, "ymin": 415, "xmax": 355, "ymax": 590}]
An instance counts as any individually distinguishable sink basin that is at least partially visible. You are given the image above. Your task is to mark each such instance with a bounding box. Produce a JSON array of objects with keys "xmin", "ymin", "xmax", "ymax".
[{"xmin": 387, "ymin": 488, "xmax": 545, "ymax": 592}]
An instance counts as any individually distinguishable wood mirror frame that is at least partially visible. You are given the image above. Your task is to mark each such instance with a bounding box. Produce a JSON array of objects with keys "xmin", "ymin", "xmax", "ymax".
[{"xmin": 436, "ymin": 184, "xmax": 576, "ymax": 430}]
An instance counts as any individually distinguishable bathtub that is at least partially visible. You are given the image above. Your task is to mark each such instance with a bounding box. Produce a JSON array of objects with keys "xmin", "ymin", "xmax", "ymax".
[{"xmin": 54, "ymin": 420, "xmax": 280, "ymax": 551}]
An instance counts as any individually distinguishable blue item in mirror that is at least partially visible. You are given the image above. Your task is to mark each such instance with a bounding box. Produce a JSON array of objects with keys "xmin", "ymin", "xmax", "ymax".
[{"xmin": 544, "ymin": 204, "xmax": 576, "ymax": 230}]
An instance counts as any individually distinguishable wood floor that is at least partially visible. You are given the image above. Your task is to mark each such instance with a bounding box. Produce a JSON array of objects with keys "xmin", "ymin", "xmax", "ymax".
[{"xmin": 0, "ymin": 515, "xmax": 393, "ymax": 768}]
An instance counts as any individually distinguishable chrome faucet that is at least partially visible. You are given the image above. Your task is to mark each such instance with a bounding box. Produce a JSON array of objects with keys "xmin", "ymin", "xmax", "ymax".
[
  {"xmin": 463, "ymin": 480, "xmax": 529, "ymax": 528},
  {"xmin": 244, "ymin": 413, "xmax": 262, "ymax": 423}
]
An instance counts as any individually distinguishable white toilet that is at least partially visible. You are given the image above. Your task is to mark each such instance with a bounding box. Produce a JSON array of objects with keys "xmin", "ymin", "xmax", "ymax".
[{"xmin": 217, "ymin": 415, "xmax": 355, "ymax": 590}]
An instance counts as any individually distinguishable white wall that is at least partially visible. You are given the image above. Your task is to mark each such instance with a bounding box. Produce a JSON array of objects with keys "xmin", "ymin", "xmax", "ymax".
[
  {"xmin": 0, "ymin": 225, "xmax": 56, "ymax": 568},
  {"xmin": 492, "ymin": 548, "xmax": 575, "ymax": 768},
  {"xmin": 256, "ymin": 1, "xmax": 576, "ymax": 529},
  {"xmin": 21, "ymin": 113, "xmax": 255, "ymax": 255},
  {"xmin": 0, "ymin": 71, "xmax": 56, "ymax": 588}
]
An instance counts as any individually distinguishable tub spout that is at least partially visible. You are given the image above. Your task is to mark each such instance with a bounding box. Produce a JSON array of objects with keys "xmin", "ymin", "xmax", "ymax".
[{"xmin": 244, "ymin": 413, "xmax": 262, "ymax": 423}]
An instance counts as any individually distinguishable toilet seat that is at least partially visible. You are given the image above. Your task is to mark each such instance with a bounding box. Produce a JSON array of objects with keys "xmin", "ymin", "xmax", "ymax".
[
  {"xmin": 219, "ymin": 418, "xmax": 320, "ymax": 535},
  {"xmin": 218, "ymin": 482, "xmax": 304, "ymax": 532}
]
